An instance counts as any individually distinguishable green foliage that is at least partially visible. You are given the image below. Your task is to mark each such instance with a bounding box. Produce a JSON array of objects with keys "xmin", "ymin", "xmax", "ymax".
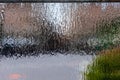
[
  {"xmin": 94, "ymin": 39, "xmax": 115, "ymax": 51},
  {"xmin": 94, "ymin": 17, "xmax": 120, "ymax": 50},
  {"xmin": 85, "ymin": 48, "xmax": 120, "ymax": 80},
  {"xmin": 97, "ymin": 17, "xmax": 120, "ymax": 36}
]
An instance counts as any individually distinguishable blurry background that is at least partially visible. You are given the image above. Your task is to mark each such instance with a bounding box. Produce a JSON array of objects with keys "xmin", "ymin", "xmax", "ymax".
[{"xmin": 0, "ymin": 3, "xmax": 120, "ymax": 53}]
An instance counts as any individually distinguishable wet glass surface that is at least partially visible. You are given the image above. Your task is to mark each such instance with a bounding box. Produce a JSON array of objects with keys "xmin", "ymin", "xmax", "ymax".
[{"xmin": 0, "ymin": 3, "xmax": 119, "ymax": 80}]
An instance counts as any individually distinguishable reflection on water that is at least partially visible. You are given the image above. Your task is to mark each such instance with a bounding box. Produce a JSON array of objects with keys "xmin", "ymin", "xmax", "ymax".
[
  {"xmin": 9, "ymin": 73, "xmax": 25, "ymax": 80},
  {"xmin": 0, "ymin": 54, "xmax": 93, "ymax": 80}
]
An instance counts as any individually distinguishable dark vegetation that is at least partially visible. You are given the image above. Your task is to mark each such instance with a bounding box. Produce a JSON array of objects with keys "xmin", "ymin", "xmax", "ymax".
[
  {"xmin": 85, "ymin": 16, "xmax": 120, "ymax": 79},
  {"xmin": 94, "ymin": 16, "xmax": 120, "ymax": 51},
  {"xmin": 0, "ymin": 31, "xmax": 95, "ymax": 57},
  {"xmin": 0, "ymin": 17, "xmax": 96, "ymax": 57},
  {"xmin": 0, "ymin": 16, "xmax": 120, "ymax": 57},
  {"xmin": 85, "ymin": 48, "xmax": 120, "ymax": 80}
]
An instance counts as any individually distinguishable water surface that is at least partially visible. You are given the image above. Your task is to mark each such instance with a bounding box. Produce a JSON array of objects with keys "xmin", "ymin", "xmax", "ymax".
[{"xmin": 0, "ymin": 54, "xmax": 93, "ymax": 80}]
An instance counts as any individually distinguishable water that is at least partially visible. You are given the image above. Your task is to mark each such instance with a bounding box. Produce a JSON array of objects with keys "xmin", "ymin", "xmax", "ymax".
[{"xmin": 0, "ymin": 54, "xmax": 93, "ymax": 80}]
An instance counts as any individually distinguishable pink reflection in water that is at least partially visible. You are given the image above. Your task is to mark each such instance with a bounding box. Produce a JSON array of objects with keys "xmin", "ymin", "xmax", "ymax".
[{"xmin": 9, "ymin": 73, "xmax": 26, "ymax": 80}]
